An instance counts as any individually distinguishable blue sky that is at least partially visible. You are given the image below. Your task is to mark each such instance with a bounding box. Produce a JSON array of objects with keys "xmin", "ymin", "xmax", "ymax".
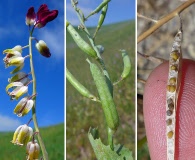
[
  {"xmin": 66, "ymin": 0, "xmax": 135, "ymax": 26},
  {"xmin": 0, "ymin": 0, "xmax": 64, "ymax": 131}
]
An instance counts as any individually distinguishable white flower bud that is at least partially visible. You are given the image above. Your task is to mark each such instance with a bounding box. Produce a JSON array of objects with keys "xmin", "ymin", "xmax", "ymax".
[
  {"xmin": 26, "ymin": 140, "xmax": 40, "ymax": 160},
  {"xmin": 11, "ymin": 124, "xmax": 33, "ymax": 146},
  {"xmin": 14, "ymin": 97, "xmax": 34, "ymax": 117}
]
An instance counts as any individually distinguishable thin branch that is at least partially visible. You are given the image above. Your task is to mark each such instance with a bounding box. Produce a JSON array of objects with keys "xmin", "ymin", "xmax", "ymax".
[
  {"xmin": 137, "ymin": 12, "xmax": 158, "ymax": 23},
  {"xmin": 137, "ymin": 78, "xmax": 146, "ymax": 84},
  {"xmin": 137, "ymin": 51, "xmax": 166, "ymax": 63}
]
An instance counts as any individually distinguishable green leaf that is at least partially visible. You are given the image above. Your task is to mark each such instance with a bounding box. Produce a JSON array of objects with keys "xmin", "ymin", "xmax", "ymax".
[
  {"xmin": 88, "ymin": 128, "xmax": 133, "ymax": 160},
  {"xmin": 114, "ymin": 144, "xmax": 133, "ymax": 160}
]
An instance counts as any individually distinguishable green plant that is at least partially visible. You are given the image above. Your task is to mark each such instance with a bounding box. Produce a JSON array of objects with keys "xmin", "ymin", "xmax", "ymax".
[{"xmin": 66, "ymin": 0, "xmax": 133, "ymax": 159}]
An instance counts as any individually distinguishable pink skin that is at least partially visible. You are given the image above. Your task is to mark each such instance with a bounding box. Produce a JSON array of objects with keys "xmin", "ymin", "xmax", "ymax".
[{"xmin": 143, "ymin": 59, "xmax": 195, "ymax": 159}]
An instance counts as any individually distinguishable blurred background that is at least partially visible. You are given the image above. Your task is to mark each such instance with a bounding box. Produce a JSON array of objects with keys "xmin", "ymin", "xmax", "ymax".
[
  {"xmin": 0, "ymin": 0, "xmax": 64, "ymax": 159},
  {"xmin": 66, "ymin": 0, "xmax": 135, "ymax": 159},
  {"xmin": 137, "ymin": 1, "xmax": 195, "ymax": 159}
]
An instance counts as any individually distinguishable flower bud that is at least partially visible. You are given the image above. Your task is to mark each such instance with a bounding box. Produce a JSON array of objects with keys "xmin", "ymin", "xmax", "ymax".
[
  {"xmin": 3, "ymin": 49, "xmax": 22, "ymax": 55},
  {"xmin": 6, "ymin": 82, "xmax": 28, "ymax": 100},
  {"xmin": 26, "ymin": 140, "xmax": 40, "ymax": 160},
  {"xmin": 12, "ymin": 45, "xmax": 23, "ymax": 53},
  {"xmin": 26, "ymin": 7, "xmax": 36, "ymax": 26},
  {"xmin": 8, "ymin": 72, "xmax": 28, "ymax": 83},
  {"xmin": 11, "ymin": 124, "xmax": 33, "ymax": 146},
  {"xmin": 8, "ymin": 57, "xmax": 24, "ymax": 67},
  {"xmin": 11, "ymin": 86, "xmax": 28, "ymax": 100},
  {"xmin": 3, "ymin": 51, "xmax": 24, "ymax": 68},
  {"xmin": 35, "ymin": 40, "xmax": 51, "ymax": 57},
  {"xmin": 14, "ymin": 97, "xmax": 34, "ymax": 117}
]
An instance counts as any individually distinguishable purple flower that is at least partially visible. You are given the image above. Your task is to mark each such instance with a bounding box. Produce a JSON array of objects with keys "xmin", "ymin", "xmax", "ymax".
[{"xmin": 26, "ymin": 4, "xmax": 58, "ymax": 28}]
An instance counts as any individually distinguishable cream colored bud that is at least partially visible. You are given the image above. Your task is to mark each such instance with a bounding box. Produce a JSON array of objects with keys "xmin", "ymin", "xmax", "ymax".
[
  {"xmin": 12, "ymin": 45, "xmax": 23, "ymax": 53},
  {"xmin": 6, "ymin": 81, "xmax": 29, "ymax": 100},
  {"xmin": 14, "ymin": 97, "xmax": 34, "ymax": 117},
  {"xmin": 11, "ymin": 124, "xmax": 33, "ymax": 146},
  {"xmin": 9, "ymin": 57, "xmax": 24, "ymax": 66},
  {"xmin": 26, "ymin": 140, "xmax": 40, "ymax": 160}
]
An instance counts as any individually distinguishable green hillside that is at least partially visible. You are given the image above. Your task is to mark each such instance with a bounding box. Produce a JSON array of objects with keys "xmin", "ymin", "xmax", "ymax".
[
  {"xmin": 0, "ymin": 123, "xmax": 64, "ymax": 160},
  {"xmin": 66, "ymin": 20, "xmax": 135, "ymax": 159}
]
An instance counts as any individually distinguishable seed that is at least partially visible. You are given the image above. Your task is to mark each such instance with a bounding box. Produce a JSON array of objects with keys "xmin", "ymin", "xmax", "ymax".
[
  {"xmin": 171, "ymin": 65, "xmax": 178, "ymax": 71},
  {"xmin": 170, "ymin": 65, "xmax": 178, "ymax": 71},
  {"xmin": 169, "ymin": 77, "xmax": 176, "ymax": 84},
  {"xmin": 167, "ymin": 131, "xmax": 174, "ymax": 138},
  {"xmin": 170, "ymin": 50, "xmax": 179, "ymax": 61},
  {"xmin": 167, "ymin": 85, "xmax": 176, "ymax": 92},
  {"xmin": 166, "ymin": 110, "xmax": 173, "ymax": 116},
  {"xmin": 168, "ymin": 103, "xmax": 174, "ymax": 110},
  {"xmin": 167, "ymin": 98, "xmax": 173, "ymax": 105},
  {"xmin": 166, "ymin": 119, "xmax": 172, "ymax": 125}
]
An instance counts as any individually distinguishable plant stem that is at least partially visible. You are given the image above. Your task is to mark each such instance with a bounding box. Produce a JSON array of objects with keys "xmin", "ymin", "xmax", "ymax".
[
  {"xmin": 29, "ymin": 36, "xmax": 48, "ymax": 160},
  {"xmin": 137, "ymin": 0, "xmax": 195, "ymax": 43},
  {"xmin": 108, "ymin": 127, "xmax": 114, "ymax": 150}
]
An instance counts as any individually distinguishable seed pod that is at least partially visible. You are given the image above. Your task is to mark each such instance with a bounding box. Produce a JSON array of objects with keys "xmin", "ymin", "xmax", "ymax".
[
  {"xmin": 66, "ymin": 21, "xmax": 98, "ymax": 59},
  {"xmin": 166, "ymin": 28, "xmax": 183, "ymax": 160},
  {"xmin": 93, "ymin": 4, "xmax": 108, "ymax": 37},
  {"xmin": 121, "ymin": 49, "xmax": 131, "ymax": 80},
  {"xmin": 89, "ymin": 61, "xmax": 119, "ymax": 131},
  {"xmin": 66, "ymin": 68, "xmax": 99, "ymax": 102},
  {"xmin": 86, "ymin": 0, "xmax": 110, "ymax": 18}
]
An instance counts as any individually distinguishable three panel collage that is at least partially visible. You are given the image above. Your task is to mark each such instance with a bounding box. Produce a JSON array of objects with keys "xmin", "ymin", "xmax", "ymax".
[{"xmin": 0, "ymin": 0, "xmax": 195, "ymax": 160}]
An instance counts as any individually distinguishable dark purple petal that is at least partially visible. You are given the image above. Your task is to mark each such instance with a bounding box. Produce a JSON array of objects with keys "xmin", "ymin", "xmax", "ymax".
[
  {"xmin": 26, "ymin": 7, "xmax": 36, "ymax": 25},
  {"xmin": 37, "ymin": 4, "xmax": 49, "ymax": 20},
  {"xmin": 26, "ymin": 7, "xmax": 36, "ymax": 19},
  {"xmin": 36, "ymin": 4, "xmax": 58, "ymax": 28}
]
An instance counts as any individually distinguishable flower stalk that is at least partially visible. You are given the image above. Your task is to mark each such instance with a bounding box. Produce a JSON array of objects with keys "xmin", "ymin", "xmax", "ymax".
[{"xmin": 29, "ymin": 36, "xmax": 48, "ymax": 160}]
